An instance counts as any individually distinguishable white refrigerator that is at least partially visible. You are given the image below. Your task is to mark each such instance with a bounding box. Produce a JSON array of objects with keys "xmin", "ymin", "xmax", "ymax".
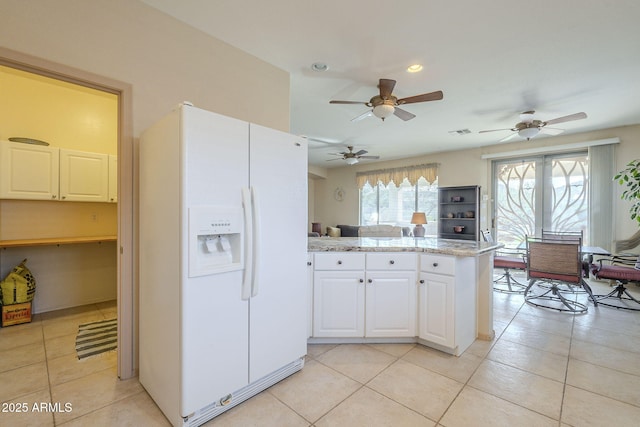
[{"xmin": 139, "ymin": 104, "xmax": 308, "ymax": 426}]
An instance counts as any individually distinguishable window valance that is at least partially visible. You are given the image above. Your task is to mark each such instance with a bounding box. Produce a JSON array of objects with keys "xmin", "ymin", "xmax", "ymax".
[{"xmin": 356, "ymin": 163, "xmax": 439, "ymax": 189}]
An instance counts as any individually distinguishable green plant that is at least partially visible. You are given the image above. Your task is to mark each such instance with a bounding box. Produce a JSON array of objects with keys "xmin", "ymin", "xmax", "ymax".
[{"xmin": 615, "ymin": 159, "xmax": 640, "ymax": 224}]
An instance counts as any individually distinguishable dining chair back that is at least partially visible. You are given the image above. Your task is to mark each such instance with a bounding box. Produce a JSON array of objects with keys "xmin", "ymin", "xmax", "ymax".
[{"xmin": 524, "ymin": 236, "xmax": 596, "ymax": 313}]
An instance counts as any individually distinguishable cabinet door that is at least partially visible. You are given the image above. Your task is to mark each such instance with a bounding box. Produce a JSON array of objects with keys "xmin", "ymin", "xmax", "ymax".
[
  {"xmin": 59, "ymin": 149, "xmax": 109, "ymax": 202},
  {"xmin": 365, "ymin": 271, "xmax": 417, "ymax": 337},
  {"xmin": 418, "ymin": 272, "xmax": 454, "ymax": 347},
  {"xmin": 307, "ymin": 253, "xmax": 314, "ymax": 338},
  {"xmin": 108, "ymin": 154, "xmax": 117, "ymax": 203},
  {"xmin": 0, "ymin": 141, "xmax": 59, "ymax": 200},
  {"xmin": 313, "ymin": 270, "xmax": 365, "ymax": 337}
]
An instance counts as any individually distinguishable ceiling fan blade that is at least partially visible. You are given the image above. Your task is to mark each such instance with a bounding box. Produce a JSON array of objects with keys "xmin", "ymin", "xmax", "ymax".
[
  {"xmin": 499, "ymin": 132, "xmax": 520, "ymax": 142},
  {"xmin": 330, "ymin": 100, "xmax": 369, "ymax": 105},
  {"xmin": 393, "ymin": 107, "xmax": 416, "ymax": 121},
  {"xmin": 397, "ymin": 90, "xmax": 443, "ymax": 105},
  {"xmin": 539, "ymin": 127, "xmax": 564, "ymax": 136},
  {"xmin": 358, "ymin": 155, "xmax": 380, "ymax": 159},
  {"xmin": 378, "ymin": 79, "xmax": 396, "ymax": 100},
  {"xmin": 544, "ymin": 112, "xmax": 587, "ymax": 126},
  {"xmin": 354, "ymin": 149, "xmax": 368, "ymax": 156},
  {"xmin": 351, "ymin": 110, "xmax": 373, "ymax": 122},
  {"xmin": 479, "ymin": 128, "xmax": 513, "ymax": 133},
  {"xmin": 325, "ymin": 158, "xmax": 343, "ymax": 161}
]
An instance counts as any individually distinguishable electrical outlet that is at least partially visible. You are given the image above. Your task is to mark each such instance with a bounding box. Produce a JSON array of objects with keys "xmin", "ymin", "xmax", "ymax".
[{"xmin": 90, "ymin": 212, "xmax": 98, "ymax": 222}]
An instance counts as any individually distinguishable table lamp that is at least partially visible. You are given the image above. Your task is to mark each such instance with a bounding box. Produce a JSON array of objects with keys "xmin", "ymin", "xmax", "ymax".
[{"xmin": 411, "ymin": 212, "xmax": 427, "ymax": 237}]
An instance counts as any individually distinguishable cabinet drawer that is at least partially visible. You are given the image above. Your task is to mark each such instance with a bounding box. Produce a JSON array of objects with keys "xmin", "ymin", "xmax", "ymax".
[
  {"xmin": 420, "ymin": 254, "xmax": 456, "ymax": 275},
  {"xmin": 366, "ymin": 253, "xmax": 417, "ymax": 270},
  {"xmin": 314, "ymin": 253, "xmax": 366, "ymax": 270}
]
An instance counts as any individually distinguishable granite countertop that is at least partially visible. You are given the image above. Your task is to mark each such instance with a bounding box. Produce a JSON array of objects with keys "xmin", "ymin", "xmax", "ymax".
[{"xmin": 308, "ymin": 236, "xmax": 503, "ymax": 257}]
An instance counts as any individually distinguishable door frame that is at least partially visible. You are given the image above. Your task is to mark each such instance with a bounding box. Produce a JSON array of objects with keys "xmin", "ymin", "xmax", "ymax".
[{"xmin": 0, "ymin": 47, "xmax": 136, "ymax": 379}]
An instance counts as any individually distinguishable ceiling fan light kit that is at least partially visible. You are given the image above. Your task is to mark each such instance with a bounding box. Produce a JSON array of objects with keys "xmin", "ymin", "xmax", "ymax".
[
  {"xmin": 480, "ymin": 110, "xmax": 587, "ymax": 141},
  {"xmin": 372, "ymin": 103, "xmax": 395, "ymax": 120},
  {"xmin": 330, "ymin": 78, "xmax": 443, "ymax": 122},
  {"xmin": 518, "ymin": 126, "xmax": 540, "ymax": 140}
]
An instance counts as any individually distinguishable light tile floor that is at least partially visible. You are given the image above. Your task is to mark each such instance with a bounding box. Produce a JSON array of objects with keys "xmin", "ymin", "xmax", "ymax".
[{"xmin": 2, "ymin": 278, "xmax": 640, "ymax": 426}]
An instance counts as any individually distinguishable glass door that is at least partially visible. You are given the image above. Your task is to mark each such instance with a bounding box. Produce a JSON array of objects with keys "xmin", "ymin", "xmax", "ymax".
[{"xmin": 492, "ymin": 152, "xmax": 588, "ymax": 248}]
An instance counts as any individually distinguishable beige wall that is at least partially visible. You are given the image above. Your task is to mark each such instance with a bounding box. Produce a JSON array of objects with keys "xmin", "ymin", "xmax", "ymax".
[
  {"xmin": 0, "ymin": 0, "xmax": 291, "ymax": 321},
  {"xmin": 312, "ymin": 124, "xmax": 640, "ymax": 245},
  {"xmin": 0, "ymin": 0, "xmax": 291, "ymax": 134}
]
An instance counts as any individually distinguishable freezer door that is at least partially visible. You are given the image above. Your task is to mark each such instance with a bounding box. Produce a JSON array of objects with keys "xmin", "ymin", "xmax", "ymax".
[
  {"xmin": 248, "ymin": 124, "xmax": 308, "ymax": 382},
  {"xmin": 181, "ymin": 271, "xmax": 249, "ymax": 416}
]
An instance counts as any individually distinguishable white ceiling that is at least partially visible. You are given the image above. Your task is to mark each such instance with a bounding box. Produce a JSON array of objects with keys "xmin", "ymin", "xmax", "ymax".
[{"xmin": 141, "ymin": 0, "xmax": 640, "ymax": 168}]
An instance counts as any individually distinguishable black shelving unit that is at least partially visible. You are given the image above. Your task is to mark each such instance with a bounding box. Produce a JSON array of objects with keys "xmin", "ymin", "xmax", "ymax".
[{"xmin": 438, "ymin": 185, "xmax": 481, "ymax": 241}]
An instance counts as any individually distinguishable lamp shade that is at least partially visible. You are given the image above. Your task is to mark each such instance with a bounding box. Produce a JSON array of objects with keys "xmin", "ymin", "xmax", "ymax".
[{"xmin": 411, "ymin": 212, "xmax": 427, "ymax": 225}]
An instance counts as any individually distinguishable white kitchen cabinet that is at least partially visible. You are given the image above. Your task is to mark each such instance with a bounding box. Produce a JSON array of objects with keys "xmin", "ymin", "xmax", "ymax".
[
  {"xmin": 108, "ymin": 154, "xmax": 117, "ymax": 203},
  {"xmin": 307, "ymin": 253, "xmax": 314, "ymax": 338},
  {"xmin": 313, "ymin": 253, "xmax": 366, "ymax": 338},
  {"xmin": 0, "ymin": 141, "xmax": 60, "ymax": 200},
  {"xmin": 59, "ymin": 149, "xmax": 109, "ymax": 202},
  {"xmin": 418, "ymin": 253, "xmax": 476, "ymax": 355},
  {"xmin": 312, "ymin": 252, "xmax": 417, "ymax": 339},
  {"xmin": 313, "ymin": 270, "xmax": 366, "ymax": 337},
  {"xmin": 365, "ymin": 270, "xmax": 417, "ymax": 337},
  {"xmin": 365, "ymin": 253, "xmax": 417, "ymax": 338}
]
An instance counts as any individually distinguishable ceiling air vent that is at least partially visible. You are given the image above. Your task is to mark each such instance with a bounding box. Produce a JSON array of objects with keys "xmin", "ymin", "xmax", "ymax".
[{"xmin": 448, "ymin": 129, "xmax": 471, "ymax": 135}]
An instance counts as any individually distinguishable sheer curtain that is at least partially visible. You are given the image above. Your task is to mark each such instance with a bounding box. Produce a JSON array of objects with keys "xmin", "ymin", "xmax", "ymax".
[{"xmin": 588, "ymin": 143, "xmax": 616, "ymax": 251}]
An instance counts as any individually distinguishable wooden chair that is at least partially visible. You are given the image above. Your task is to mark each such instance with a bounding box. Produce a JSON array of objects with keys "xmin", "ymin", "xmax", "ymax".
[
  {"xmin": 591, "ymin": 255, "xmax": 640, "ymax": 311},
  {"xmin": 524, "ymin": 237, "xmax": 597, "ymax": 313},
  {"xmin": 480, "ymin": 229, "xmax": 527, "ymax": 293}
]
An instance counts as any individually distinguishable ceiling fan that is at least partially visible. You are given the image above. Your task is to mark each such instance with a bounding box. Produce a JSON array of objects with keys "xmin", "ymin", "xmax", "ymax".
[
  {"xmin": 327, "ymin": 146, "xmax": 380, "ymax": 165},
  {"xmin": 330, "ymin": 78, "xmax": 443, "ymax": 122},
  {"xmin": 479, "ymin": 110, "xmax": 587, "ymax": 141}
]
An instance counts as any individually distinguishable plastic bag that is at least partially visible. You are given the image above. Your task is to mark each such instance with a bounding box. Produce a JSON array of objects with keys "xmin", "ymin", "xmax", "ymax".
[{"xmin": 1, "ymin": 259, "xmax": 36, "ymax": 305}]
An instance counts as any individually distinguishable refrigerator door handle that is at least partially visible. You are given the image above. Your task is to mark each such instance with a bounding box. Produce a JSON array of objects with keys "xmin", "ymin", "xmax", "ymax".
[
  {"xmin": 241, "ymin": 187, "xmax": 253, "ymax": 300},
  {"xmin": 250, "ymin": 186, "xmax": 261, "ymax": 297}
]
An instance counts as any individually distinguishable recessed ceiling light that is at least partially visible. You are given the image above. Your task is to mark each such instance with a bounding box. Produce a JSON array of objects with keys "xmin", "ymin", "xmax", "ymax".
[
  {"xmin": 311, "ymin": 62, "xmax": 329, "ymax": 72},
  {"xmin": 407, "ymin": 64, "xmax": 423, "ymax": 73}
]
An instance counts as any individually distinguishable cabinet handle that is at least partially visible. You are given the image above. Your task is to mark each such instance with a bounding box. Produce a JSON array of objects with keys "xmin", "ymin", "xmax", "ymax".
[
  {"xmin": 337, "ymin": 260, "xmax": 342, "ymax": 265},
  {"xmin": 51, "ymin": 195, "xmax": 57, "ymax": 199},
  {"xmin": 419, "ymin": 279, "xmax": 425, "ymax": 284},
  {"xmin": 368, "ymin": 278, "xmax": 373, "ymax": 283},
  {"xmin": 307, "ymin": 261, "xmax": 312, "ymax": 266},
  {"xmin": 389, "ymin": 260, "xmax": 395, "ymax": 265},
  {"xmin": 432, "ymin": 262, "xmax": 439, "ymax": 267},
  {"xmin": 359, "ymin": 278, "xmax": 364, "ymax": 283}
]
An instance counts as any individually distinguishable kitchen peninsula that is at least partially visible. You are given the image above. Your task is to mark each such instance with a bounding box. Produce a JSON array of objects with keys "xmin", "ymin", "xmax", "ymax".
[{"xmin": 307, "ymin": 236, "xmax": 503, "ymax": 356}]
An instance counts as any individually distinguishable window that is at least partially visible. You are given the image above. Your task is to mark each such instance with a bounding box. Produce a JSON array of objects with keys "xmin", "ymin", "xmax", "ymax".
[{"xmin": 360, "ymin": 177, "xmax": 439, "ymax": 235}]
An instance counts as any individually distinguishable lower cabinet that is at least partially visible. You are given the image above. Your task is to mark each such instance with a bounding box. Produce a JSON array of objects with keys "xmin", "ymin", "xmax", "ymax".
[
  {"xmin": 313, "ymin": 269, "xmax": 365, "ymax": 337},
  {"xmin": 418, "ymin": 271, "xmax": 454, "ymax": 347},
  {"xmin": 418, "ymin": 253, "xmax": 477, "ymax": 355},
  {"xmin": 312, "ymin": 252, "xmax": 417, "ymax": 338},
  {"xmin": 310, "ymin": 251, "xmax": 477, "ymax": 356}
]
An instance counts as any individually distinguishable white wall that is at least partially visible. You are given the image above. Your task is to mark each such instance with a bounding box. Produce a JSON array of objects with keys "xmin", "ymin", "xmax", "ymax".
[{"xmin": 312, "ymin": 124, "xmax": 640, "ymax": 245}]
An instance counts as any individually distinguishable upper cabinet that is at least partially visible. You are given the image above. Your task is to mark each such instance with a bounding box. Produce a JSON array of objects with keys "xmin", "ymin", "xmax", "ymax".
[
  {"xmin": 0, "ymin": 141, "xmax": 116, "ymax": 203},
  {"xmin": 59, "ymin": 149, "xmax": 109, "ymax": 202},
  {"xmin": 0, "ymin": 141, "xmax": 60, "ymax": 200}
]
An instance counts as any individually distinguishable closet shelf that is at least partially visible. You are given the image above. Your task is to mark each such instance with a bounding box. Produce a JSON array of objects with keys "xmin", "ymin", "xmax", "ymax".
[{"xmin": 0, "ymin": 235, "xmax": 117, "ymax": 248}]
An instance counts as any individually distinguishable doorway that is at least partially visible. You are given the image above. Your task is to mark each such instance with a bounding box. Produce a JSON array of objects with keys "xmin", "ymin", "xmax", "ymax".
[
  {"xmin": 491, "ymin": 151, "xmax": 589, "ymax": 248},
  {"xmin": 0, "ymin": 47, "xmax": 135, "ymax": 379}
]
